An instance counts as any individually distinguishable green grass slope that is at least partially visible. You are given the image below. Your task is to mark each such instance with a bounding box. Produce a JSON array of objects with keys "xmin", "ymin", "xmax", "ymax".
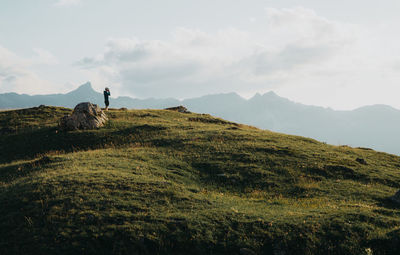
[{"xmin": 1, "ymin": 106, "xmax": 400, "ymax": 255}]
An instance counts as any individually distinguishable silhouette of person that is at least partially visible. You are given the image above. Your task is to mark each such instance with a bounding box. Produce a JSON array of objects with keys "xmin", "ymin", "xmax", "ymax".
[{"xmin": 104, "ymin": 87, "xmax": 110, "ymax": 111}]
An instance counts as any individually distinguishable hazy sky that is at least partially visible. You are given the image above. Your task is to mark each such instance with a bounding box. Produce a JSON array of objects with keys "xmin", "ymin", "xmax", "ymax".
[{"xmin": 1, "ymin": 0, "xmax": 400, "ymax": 110}]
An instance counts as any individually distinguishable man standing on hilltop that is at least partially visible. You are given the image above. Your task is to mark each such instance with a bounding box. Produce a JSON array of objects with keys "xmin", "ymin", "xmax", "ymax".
[{"xmin": 104, "ymin": 87, "xmax": 110, "ymax": 111}]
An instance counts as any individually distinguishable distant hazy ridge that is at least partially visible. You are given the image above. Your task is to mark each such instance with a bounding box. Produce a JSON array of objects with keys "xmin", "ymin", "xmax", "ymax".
[{"xmin": 1, "ymin": 82, "xmax": 399, "ymax": 155}]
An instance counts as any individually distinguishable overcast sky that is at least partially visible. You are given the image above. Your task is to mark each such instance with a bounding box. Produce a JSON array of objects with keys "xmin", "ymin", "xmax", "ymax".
[{"xmin": 1, "ymin": 0, "xmax": 400, "ymax": 110}]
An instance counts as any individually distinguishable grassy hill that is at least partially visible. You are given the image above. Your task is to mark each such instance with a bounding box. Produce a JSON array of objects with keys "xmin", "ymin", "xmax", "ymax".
[{"xmin": 1, "ymin": 106, "xmax": 400, "ymax": 255}]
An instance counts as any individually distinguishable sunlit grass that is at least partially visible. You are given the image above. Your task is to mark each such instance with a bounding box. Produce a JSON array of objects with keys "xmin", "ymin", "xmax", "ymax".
[{"xmin": 0, "ymin": 106, "xmax": 400, "ymax": 254}]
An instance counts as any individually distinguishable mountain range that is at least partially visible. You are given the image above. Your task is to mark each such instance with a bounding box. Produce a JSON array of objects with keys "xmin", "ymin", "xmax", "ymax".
[{"xmin": 1, "ymin": 82, "xmax": 399, "ymax": 155}]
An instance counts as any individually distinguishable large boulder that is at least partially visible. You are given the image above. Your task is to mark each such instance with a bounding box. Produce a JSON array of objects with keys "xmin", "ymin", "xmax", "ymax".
[{"xmin": 59, "ymin": 102, "xmax": 108, "ymax": 131}]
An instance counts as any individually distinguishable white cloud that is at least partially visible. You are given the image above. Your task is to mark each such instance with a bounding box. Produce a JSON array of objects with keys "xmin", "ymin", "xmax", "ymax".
[
  {"xmin": 79, "ymin": 7, "xmax": 357, "ymax": 99},
  {"xmin": 54, "ymin": 0, "xmax": 81, "ymax": 7},
  {"xmin": 0, "ymin": 46, "xmax": 57, "ymax": 95},
  {"xmin": 33, "ymin": 48, "xmax": 59, "ymax": 65},
  {"xmin": 73, "ymin": 7, "xmax": 400, "ymax": 110}
]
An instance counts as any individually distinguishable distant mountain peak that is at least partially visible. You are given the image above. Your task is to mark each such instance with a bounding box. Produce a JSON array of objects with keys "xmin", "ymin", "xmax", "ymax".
[
  {"xmin": 354, "ymin": 104, "xmax": 398, "ymax": 113},
  {"xmin": 217, "ymin": 92, "xmax": 243, "ymax": 99},
  {"xmin": 68, "ymin": 82, "xmax": 96, "ymax": 95},
  {"xmin": 253, "ymin": 92, "xmax": 262, "ymax": 98},
  {"xmin": 251, "ymin": 91, "xmax": 278, "ymax": 99},
  {"xmin": 77, "ymin": 81, "xmax": 93, "ymax": 90},
  {"xmin": 250, "ymin": 91, "xmax": 280, "ymax": 101},
  {"xmin": 193, "ymin": 92, "xmax": 244, "ymax": 101},
  {"xmin": 263, "ymin": 91, "xmax": 278, "ymax": 97}
]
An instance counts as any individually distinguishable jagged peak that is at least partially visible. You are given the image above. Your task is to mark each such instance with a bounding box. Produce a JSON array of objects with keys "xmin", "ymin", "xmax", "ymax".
[
  {"xmin": 252, "ymin": 92, "xmax": 262, "ymax": 98},
  {"xmin": 77, "ymin": 82, "xmax": 93, "ymax": 90},
  {"xmin": 250, "ymin": 91, "xmax": 278, "ymax": 100},
  {"xmin": 68, "ymin": 82, "xmax": 96, "ymax": 94}
]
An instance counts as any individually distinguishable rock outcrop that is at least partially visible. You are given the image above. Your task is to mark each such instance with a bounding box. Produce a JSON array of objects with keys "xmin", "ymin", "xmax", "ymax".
[
  {"xmin": 59, "ymin": 102, "xmax": 108, "ymax": 131},
  {"xmin": 164, "ymin": 105, "xmax": 190, "ymax": 113}
]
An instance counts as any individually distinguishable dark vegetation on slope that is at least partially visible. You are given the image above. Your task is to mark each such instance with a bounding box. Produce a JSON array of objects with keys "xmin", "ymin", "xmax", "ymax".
[{"xmin": 0, "ymin": 106, "xmax": 400, "ymax": 255}]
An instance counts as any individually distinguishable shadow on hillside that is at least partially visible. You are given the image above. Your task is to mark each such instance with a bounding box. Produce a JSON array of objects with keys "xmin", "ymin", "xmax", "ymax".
[
  {"xmin": 1, "ymin": 127, "xmax": 108, "ymax": 163},
  {"xmin": 375, "ymin": 197, "xmax": 400, "ymax": 210},
  {"xmin": 191, "ymin": 160, "xmax": 285, "ymax": 193},
  {"xmin": 0, "ymin": 156, "xmax": 59, "ymax": 182},
  {"xmin": 0, "ymin": 124, "xmax": 168, "ymax": 164}
]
